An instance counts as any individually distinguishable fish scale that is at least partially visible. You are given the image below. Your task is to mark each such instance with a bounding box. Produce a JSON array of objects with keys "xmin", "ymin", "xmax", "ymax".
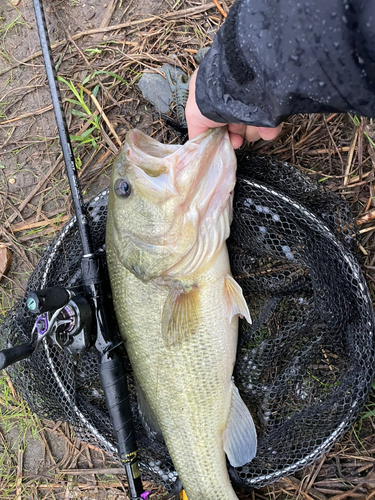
[
  {"xmin": 106, "ymin": 128, "xmax": 257, "ymax": 500},
  {"xmin": 107, "ymin": 248, "xmax": 239, "ymax": 500}
]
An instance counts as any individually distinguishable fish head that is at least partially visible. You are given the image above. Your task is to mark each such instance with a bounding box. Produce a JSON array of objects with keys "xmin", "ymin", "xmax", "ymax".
[{"xmin": 106, "ymin": 127, "xmax": 236, "ymax": 281}]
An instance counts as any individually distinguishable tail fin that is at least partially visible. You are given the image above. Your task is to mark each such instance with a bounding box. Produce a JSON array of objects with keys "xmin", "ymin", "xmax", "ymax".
[{"xmin": 223, "ymin": 382, "xmax": 257, "ymax": 467}]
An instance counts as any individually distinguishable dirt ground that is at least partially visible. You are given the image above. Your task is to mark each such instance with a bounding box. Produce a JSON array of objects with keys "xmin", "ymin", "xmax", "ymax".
[{"xmin": 1, "ymin": 0, "xmax": 375, "ymax": 499}]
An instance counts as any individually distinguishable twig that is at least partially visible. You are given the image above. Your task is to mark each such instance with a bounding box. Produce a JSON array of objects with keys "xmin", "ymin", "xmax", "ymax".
[
  {"xmin": 337, "ymin": 454, "xmax": 375, "ymax": 462},
  {"xmin": 15, "ymin": 448, "xmax": 23, "ymax": 500},
  {"xmin": 356, "ymin": 208, "xmax": 375, "ymax": 225},
  {"xmin": 280, "ymin": 477, "xmax": 327, "ymax": 500},
  {"xmin": 0, "ymin": 227, "xmax": 34, "ymax": 270},
  {"xmin": 0, "ymin": 105, "xmax": 53, "ymax": 125},
  {"xmin": 357, "ymin": 117, "xmax": 365, "ymax": 180},
  {"xmin": 59, "ymin": 468, "xmax": 125, "ymax": 475},
  {"xmin": 0, "ymin": 273, "xmax": 26, "ymax": 293},
  {"xmin": 305, "ymin": 454, "xmax": 327, "ymax": 493},
  {"xmin": 11, "ymin": 215, "xmax": 69, "ymax": 233},
  {"xmin": 307, "ymin": 146, "xmax": 350, "ymax": 155},
  {"xmin": 4, "ymin": 373, "xmax": 17, "ymax": 398},
  {"xmin": 359, "ymin": 244, "xmax": 368, "ymax": 255},
  {"xmin": 262, "ymin": 113, "xmax": 337, "ymax": 155},
  {"xmin": 0, "ymin": 125, "xmax": 16, "ymax": 150},
  {"xmin": 329, "ymin": 489, "xmax": 364, "ymax": 500},
  {"xmin": 81, "ymin": 86, "xmax": 122, "ymax": 147},
  {"xmin": 344, "ymin": 128, "xmax": 359, "ymax": 186},
  {"xmin": 0, "ymin": 3, "xmax": 217, "ymax": 76},
  {"xmin": 93, "ymin": 0, "xmax": 118, "ymax": 42},
  {"xmin": 84, "ymin": 444, "xmax": 94, "ymax": 470},
  {"xmin": 213, "ymin": 0, "xmax": 227, "ymax": 17},
  {"xmin": 99, "ymin": 123, "xmax": 119, "ymax": 154},
  {"xmin": 359, "ymin": 225, "xmax": 375, "ymax": 234},
  {"xmin": 324, "ymin": 115, "xmax": 344, "ymax": 172}
]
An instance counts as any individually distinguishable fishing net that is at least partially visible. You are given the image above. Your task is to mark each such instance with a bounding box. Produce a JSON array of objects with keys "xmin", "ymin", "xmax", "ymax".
[{"xmin": 1, "ymin": 152, "xmax": 374, "ymax": 494}]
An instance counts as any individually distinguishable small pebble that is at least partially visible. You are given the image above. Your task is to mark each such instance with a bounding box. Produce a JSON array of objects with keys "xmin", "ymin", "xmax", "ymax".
[{"xmin": 8, "ymin": 178, "xmax": 16, "ymax": 185}]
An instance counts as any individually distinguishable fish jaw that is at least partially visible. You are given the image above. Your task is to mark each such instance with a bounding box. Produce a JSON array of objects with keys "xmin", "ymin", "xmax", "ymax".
[{"xmin": 106, "ymin": 128, "xmax": 237, "ymax": 282}]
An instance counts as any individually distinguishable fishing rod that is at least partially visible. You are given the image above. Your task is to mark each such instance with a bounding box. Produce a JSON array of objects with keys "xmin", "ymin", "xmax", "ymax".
[{"xmin": 0, "ymin": 2, "xmax": 145, "ymax": 499}]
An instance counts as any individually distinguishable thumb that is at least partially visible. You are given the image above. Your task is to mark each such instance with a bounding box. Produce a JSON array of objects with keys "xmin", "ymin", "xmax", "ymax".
[{"xmin": 186, "ymin": 69, "xmax": 226, "ymax": 140}]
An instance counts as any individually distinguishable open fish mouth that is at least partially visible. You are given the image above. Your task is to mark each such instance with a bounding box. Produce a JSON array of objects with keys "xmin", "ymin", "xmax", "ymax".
[{"xmin": 107, "ymin": 127, "xmax": 237, "ymax": 280}]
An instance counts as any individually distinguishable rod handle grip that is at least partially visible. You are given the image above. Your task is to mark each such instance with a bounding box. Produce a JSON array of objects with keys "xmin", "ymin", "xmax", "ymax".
[
  {"xmin": 99, "ymin": 349, "xmax": 143, "ymax": 497},
  {"xmin": 99, "ymin": 349, "xmax": 138, "ymax": 459},
  {"xmin": 0, "ymin": 343, "xmax": 35, "ymax": 370}
]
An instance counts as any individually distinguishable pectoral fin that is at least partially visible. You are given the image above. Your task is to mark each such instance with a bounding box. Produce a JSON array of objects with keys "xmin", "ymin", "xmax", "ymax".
[
  {"xmin": 223, "ymin": 382, "xmax": 257, "ymax": 467},
  {"xmin": 224, "ymin": 274, "xmax": 252, "ymax": 324},
  {"xmin": 162, "ymin": 285, "xmax": 199, "ymax": 348}
]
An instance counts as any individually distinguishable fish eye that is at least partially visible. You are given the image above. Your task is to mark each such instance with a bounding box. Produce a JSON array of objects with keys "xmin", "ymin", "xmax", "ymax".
[{"xmin": 115, "ymin": 179, "xmax": 131, "ymax": 197}]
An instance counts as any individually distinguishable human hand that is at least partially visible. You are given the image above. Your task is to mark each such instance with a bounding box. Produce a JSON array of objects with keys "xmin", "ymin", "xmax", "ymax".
[{"xmin": 185, "ymin": 69, "xmax": 283, "ymax": 149}]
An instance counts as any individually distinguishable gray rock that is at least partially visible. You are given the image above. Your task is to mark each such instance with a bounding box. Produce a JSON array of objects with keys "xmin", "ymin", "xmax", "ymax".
[
  {"xmin": 195, "ymin": 47, "xmax": 210, "ymax": 65},
  {"xmin": 137, "ymin": 64, "xmax": 187, "ymax": 114}
]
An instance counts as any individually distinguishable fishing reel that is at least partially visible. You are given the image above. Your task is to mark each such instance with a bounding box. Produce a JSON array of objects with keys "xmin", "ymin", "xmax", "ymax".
[{"xmin": 0, "ymin": 287, "xmax": 92, "ymax": 370}]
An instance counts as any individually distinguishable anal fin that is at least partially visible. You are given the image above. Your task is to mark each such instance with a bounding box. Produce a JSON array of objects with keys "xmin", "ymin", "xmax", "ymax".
[
  {"xmin": 224, "ymin": 274, "xmax": 252, "ymax": 324},
  {"xmin": 134, "ymin": 378, "xmax": 163, "ymax": 442},
  {"xmin": 223, "ymin": 382, "xmax": 257, "ymax": 467}
]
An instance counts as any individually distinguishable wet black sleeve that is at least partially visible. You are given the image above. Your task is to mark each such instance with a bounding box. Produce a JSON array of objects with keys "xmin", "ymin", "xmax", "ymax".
[{"xmin": 195, "ymin": 0, "xmax": 375, "ymax": 128}]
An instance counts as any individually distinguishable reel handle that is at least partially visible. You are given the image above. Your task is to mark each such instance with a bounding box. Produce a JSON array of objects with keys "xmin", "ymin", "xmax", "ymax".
[
  {"xmin": 99, "ymin": 348, "xmax": 143, "ymax": 499},
  {"xmin": 0, "ymin": 343, "xmax": 35, "ymax": 370}
]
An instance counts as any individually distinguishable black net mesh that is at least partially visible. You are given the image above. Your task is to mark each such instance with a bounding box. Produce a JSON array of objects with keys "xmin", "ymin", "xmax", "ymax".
[{"xmin": 0, "ymin": 153, "xmax": 374, "ymax": 492}]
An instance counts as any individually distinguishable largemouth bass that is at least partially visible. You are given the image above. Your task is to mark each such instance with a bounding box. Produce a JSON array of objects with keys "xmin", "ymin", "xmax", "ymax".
[{"xmin": 106, "ymin": 128, "xmax": 257, "ymax": 500}]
